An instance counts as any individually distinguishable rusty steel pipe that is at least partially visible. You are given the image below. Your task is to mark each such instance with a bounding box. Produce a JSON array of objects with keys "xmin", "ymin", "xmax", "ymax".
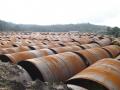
[
  {"xmin": 0, "ymin": 45, "xmax": 83, "ymax": 63},
  {"xmin": 91, "ymin": 38, "xmax": 112, "ymax": 46},
  {"xmin": 0, "ymin": 42, "xmax": 104, "ymax": 63},
  {"xmin": 79, "ymin": 43, "xmax": 100, "ymax": 49},
  {"xmin": 0, "ymin": 49, "xmax": 54, "ymax": 63},
  {"xmin": 86, "ymin": 47, "xmax": 111, "ymax": 59},
  {"xmin": 29, "ymin": 42, "xmax": 80, "ymax": 50},
  {"xmin": 102, "ymin": 45, "xmax": 120, "ymax": 58},
  {"xmin": 18, "ymin": 52, "xmax": 86, "ymax": 82},
  {"xmin": 67, "ymin": 58, "xmax": 120, "ymax": 90},
  {"xmin": 0, "ymin": 45, "xmax": 82, "ymax": 63},
  {"xmin": 0, "ymin": 46, "xmax": 33, "ymax": 54},
  {"xmin": 49, "ymin": 42, "xmax": 101, "ymax": 53},
  {"xmin": 75, "ymin": 37, "xmax": 93, "ymax": 44},
  {"xmin": 73, "ymin": 50, "xmax": 99, "ymax": 65},
  {"xmin": 0, "ymin": 44, "xmax": 110, "ymax": 64},
  {"xmin": 72, "ymin": 45, "xmax": 115, "ymax": 66},
  {"xmin": 50, "ymin": 46, "xmax": 82, "ymax": 53},
  {"xmin": 62, "ymin": 42, "xmax": 80, "ymax": 46}
]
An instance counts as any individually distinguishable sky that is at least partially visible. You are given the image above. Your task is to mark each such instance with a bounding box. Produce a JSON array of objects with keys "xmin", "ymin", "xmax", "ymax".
[{"xmin": 0, "ymin": 0, "xmax": 120, "ymax": 27}]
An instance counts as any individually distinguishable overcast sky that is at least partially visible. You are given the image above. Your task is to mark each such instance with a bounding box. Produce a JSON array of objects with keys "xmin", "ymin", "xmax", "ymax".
[{"xmin": 0, "ymin": 0, "xmax": 120, "ymax": 27}]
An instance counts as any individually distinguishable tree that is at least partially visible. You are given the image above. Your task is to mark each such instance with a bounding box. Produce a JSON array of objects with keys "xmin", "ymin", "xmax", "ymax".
[{"xmin": 106, "ymin": 26, "xmax": 120, "ymax": 37}]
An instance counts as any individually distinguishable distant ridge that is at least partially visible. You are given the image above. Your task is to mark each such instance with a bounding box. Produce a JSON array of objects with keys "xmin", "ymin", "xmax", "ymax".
[{"xmin": 0, "ymin": 20, "xmax": 107, "ymax": 32}]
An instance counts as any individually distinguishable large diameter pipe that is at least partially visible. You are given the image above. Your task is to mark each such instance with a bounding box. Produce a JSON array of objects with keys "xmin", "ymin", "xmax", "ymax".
[
  {"xmin": 50, "ymin": 46, "xmax": 82, "ymax": 53},
  {"xmin": 50, "ymin": 42, "xmax": 102, "ymax": 54},
  {"xmin": 18, "ymin": 52, "xmax": 86, "ymax": 82},
  {"xmin": 66, "ymin": 58, "xmax": 120, "ymax": 90},
  {"xmin": 0, "ymin": 49, "xmax": 54, "ymax": 63},
  {"xmin": 0, "ymin": 46, "xmax": 32, "ymax": 54},
  {"xmin": 86, "ymin": 47, "xmax": 111, "ymax": 59},
  {"xmin": 79, "ymin": 43, "xmax": 100, "ymax": 49},
  {"xmin": 73, "ymin": 46, "xmax": 112, "ymax": 65},
  {"xmin": 91, "ymin": 38, "xmax": 112, "ymax": 46},
  {"xmin": 102, "ymin": 45, "xmax": 120, "ymax": 58},
  {"xmin": 73, "ymin": 50, "xmax": 99, "ymax": 65}
]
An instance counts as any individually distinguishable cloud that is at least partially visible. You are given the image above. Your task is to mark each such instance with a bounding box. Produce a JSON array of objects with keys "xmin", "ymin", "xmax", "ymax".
[{"xmin": 0, "ymin": 0, "xmax": 120, "ymax": 26}]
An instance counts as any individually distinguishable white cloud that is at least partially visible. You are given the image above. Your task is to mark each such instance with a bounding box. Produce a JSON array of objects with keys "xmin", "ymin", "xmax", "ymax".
[{"xmin": 0, "ymin": 0, "xmax": 120, "ymax": 27}]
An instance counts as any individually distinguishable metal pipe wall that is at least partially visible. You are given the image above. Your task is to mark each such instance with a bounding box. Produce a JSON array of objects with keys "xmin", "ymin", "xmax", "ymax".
[{"xmin": 67, "ymin": 58, "xmax": 120, "ymax": 90}]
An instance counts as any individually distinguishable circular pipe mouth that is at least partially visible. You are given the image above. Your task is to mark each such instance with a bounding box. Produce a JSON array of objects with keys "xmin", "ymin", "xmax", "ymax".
[
  {"xmin": 0, "ymin": 55, "xmax": 12, "ymax": 62},
  {"xmin": 102, "ymin": 48, "xmax": 113, "ymax": 58},
  {"xmin": 28, "ymin": 46, "xmax": 36, "ymax": 50},
  {"xmin": 66, "ymin": 78, "xmax": 108, "ymax": 90},
  {"xmin": 117, "ymin": 58, "xmax": 120, "ymax": 61},
  {"xmin": 18, "ymin": 61, "xmax": 44, "ymax": 81},
  {"xmin": 12, "ymin": 44, "xmax": 18, "ymax": 47},
  {"xmin": 48, "ymin": 48, "xmax": 58, "ymax": 54},
  {"xmin": 78, "ymin": 45, "xmax": 86, "ymax": 49},
  {"xmin": 89, "ymin": 41, "xmax": 101, "ymax": 46},
  {"xmin": 72, "ymin": 52, "xmax": 90, "ymax": 67},
  {"xmin": 74, "ymin": 40, "xmax": 81, "ymax": 44},
  {"xmin": 59, "ymin": 43, "xmax": 65, "ymax": 47}
]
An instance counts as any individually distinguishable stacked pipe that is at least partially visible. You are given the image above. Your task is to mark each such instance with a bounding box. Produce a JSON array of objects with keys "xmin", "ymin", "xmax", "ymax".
[
  {"xmin": 0, "ymin": 43, "xmax": 101, "ymax": 63},
  {"xmin": 0, "ymin": 37, "xmax": 100, "ymax": 55},
  {"xmin": 0, "ymin": 32, "xmax": 108, "ymax": 49},
  {"xmin": 17, "ymin": 45, "xmax": 120, "ymax": 82},
  {"xmin": 0, "ymin": 37, "xmax": 111, "ymax": 55},
  {"xmin": 0, "ymin": 32, "xmax": 119, "ymax": 86}
]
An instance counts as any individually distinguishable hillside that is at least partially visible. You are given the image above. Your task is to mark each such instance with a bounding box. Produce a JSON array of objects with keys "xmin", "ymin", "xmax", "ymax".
[{"xmin": 0, "ymin": 20, "xmax": 107, "ymax": 32}]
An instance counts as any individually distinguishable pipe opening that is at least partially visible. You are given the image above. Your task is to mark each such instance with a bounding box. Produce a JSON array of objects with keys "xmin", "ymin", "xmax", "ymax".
[
  {"xmin": 92, "ymin": 43, "xmax": 101, "ymax": 47},
  {"xmin": 48, "ymin": 48, "xmax": 58, "ymax": 54},
  {"xmin": 72, "ymin": 52, "xmax": 90, "ymax": 67},
  {"xmin": 78, "ymin": 45, "xmax": 86, "ymax": 49},
  {"xmin": 28, "ymin": 46, "xmax": 36, "ymax": 50},
  {"xmin": 0, "ymin": 55, "xmax": 12, "ymax": 62},
  {"xmin": 12, "ymin": 44, "xmax": 18, "ymax": 47},
  {"xmin": 74, "ymin": 41, "xmax": 81, "ymax": 44},
  {"xmin": 90, "ymin": 41, "xmax": 101, "ymax": 46},
  {"xmin": 67, "ymin": 79, "xmax": 108, "ymax": 90},
  {"xmin": 18, "ymin": 61, "xmax": 44, "ymax": 81},
  {"xmin": 59, "ymin": 43, "xmax": 65, "ymax": 47},
  {"xmin": 102, "ymin": 48, "xmax": 113, "ymax": 58},
  {"xmin": 54, "ymin": 40, "xmax": 59, "ymax": 41},
  {"xmin": 71, "ymin": 39, "xmax": 76, "ymax": 42},
  {"xmin": 42, "ymin": 42, "xmax": 47, "ymax": 45}
]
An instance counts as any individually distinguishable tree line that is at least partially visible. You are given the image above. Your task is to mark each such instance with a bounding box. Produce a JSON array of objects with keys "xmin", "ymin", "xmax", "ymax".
[
  {"xmin": 106, "ymin": 27, "xmax": 120, "ymax": 37},
  {"xmin": 0, "ymin": 20, "xmax": 107, "ymax": 33}
]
